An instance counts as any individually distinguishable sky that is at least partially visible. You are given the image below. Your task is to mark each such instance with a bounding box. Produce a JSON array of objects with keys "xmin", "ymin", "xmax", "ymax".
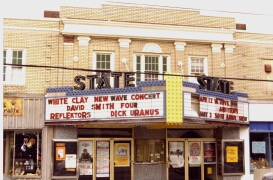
[{"xmin": 2, "ymin": 0, "xmax": 273, "ymax": 34}]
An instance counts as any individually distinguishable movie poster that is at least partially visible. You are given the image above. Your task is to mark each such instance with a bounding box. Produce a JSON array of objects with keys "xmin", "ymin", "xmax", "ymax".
[
  {"xmin": 96, "ymin": 141, "xmax": 110, "ymax": 177},
  {"xmin": 169, "ymin": 142, "xmax": 184, "ymax": 168},
  {"xmin": 204, "ymin": 142, "xmax": 216, "ymax": 163},
  {"xmin": 115, "ymin": 143, "xmax": 130, "ymax": 167},
  {"xmin": 188, "ymin": 141, "xmax": 201, "ymax": 166},
  {"xmin": 78, "ymin": 141, "xmax": 93, "ymax": 175}
]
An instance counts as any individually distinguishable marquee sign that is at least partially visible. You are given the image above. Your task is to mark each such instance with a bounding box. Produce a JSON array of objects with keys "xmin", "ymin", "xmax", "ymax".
[
  {"xmin": 184, "ymin": 93, "xmax": 248, "ymax": 123},
  {"xmin": 45, "ymin": 91, "xmax": 165, "ymax": 122},
  {"xmin": 199, "ymin": 95, "xmax": 248, "ymax": 122}
]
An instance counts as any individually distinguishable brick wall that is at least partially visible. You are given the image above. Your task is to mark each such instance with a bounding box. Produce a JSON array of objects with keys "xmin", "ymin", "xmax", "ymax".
[
  {"xmin": 60, "ymin": 5, "xmax": 235, "ymax": 29},
  {"xmin": 3, "ymin": 4, "xmax": 273, "ymax": 100}
]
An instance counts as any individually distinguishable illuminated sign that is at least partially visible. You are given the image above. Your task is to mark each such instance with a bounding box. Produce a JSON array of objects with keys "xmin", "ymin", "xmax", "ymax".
[
  {"xmin": 199, "ymin": 95, "xmax": 248, "ymax": 122},
  {"xmin": 199, "ymin": 96, "xmax": 248, "ymax": 122},
  {"xmin": 45, "ymin": 91, "xmax": 165, "ymax": 121},
  {"xmin": 184, "ymin": 93, "xmax": 248, "ymax": 123}
]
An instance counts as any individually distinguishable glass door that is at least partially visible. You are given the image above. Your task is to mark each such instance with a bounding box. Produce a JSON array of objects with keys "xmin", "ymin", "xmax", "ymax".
[
  {"xmin": 96, "ymin": 140, "xmax": 110, "ymax": 180},
  {"xmin": 113, "ymin": 140, "xmax": 132, "ymax": 180},
  {"xmin": 168, "ymin": 140, "xmax": 185, "ymax": 180},
  {"xmin": 167, "ymin": 139, "xmax": 217, "ymax": 180},
  {"xmin": 188, "ymin": 140, "xmax": 201, "ymax": 180}
]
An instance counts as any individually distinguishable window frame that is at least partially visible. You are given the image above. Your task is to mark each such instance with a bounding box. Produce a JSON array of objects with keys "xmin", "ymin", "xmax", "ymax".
[
  {"xmin": 92, "ymin": 52, "xmax": 115, "ymax": 87},
  {"xmin": 3, "ymin": 49, "xmax": 26, "ymax": 85},
  {"xmin": 7, "ymin": 131, "xmax": 42, "ymax": 177},
  {"xmin": 133, "ymin": 53, "xmax": 170, "ymax": 82},
  {"xmin": 188, "ymin": 56, "xmax": 208, "ymax": 83}
]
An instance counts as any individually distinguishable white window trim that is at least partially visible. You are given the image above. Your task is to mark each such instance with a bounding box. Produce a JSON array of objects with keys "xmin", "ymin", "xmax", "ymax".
[
  {"xmin": 188, "ymin": 56, "xmax": 208, "ymax": 83},
  {"xmin": 133, "ymin": 53, "xmax": 170, "ymax": 83},
  {"xmin": 92, "ymin": 52, "xmax": 115, "ymax": 87},
  {"xmin": 3, "ymin": 48, "xmax": 26, "ymax": 86}
]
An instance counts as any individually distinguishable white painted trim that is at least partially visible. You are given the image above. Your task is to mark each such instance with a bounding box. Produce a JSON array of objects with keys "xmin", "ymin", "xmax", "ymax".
[
  {"xmin": 61, "ymin": 18, "xmax": 235, "ymax": 34},
  {"xmin": 142, "ymin": 43, "xmax": 162, "ymax": 53},
  {"xmin": 92, "ymin": 52, "xmax": 115, "ymax": 87},
  {"xmin": 211, "ymin": 43, "xmax": 223, "ymax": 53},
  {"xmin": 61, "ymin": 23, "xmax": 235, "ymax": 43},
  {"xmin": 77, "ymin": 36, "xmax": 91, "ymax": 46},
  {"xmin": 174, "ymin": 42, "xmax": 186, "ymax": 51},
  {"xmin": 224, "ymin": 44, "xmax": 235, "ymax": 53},
  {"xmin": 188, "ymin": 56, "xmax": 208, "ymax": 83},
  {"xmin": 3, "ymin": 48, "xmax": 26, "ymax": 86},
  {"xmin": 118, "ymin": 38, "xmax": 131, "ymax": 48}
]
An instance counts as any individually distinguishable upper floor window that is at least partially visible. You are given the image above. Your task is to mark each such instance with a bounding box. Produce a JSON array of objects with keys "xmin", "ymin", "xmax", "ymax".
[
  {"xmin": 135, "ymin": 55, "xmax": 169, "ymax": 82},
  {"xmin": 93, "ymin": 52, "xmax": 114, "ymax": 87},
  {"xmin": 3, "ymin": 49, "xmax": 26, "ymax": 85},
  {"xmin": 188, "ymin": 56, "xmax": 208, "ymax": 83}
]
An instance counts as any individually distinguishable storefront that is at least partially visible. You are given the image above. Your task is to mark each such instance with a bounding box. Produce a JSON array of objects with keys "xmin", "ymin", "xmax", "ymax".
[
  {"xmin": 43, "ymin": 74, "xmax": 249, "ymax": 180},
  {"xmin": 3, "ymin": 95, "xmax": 44, "ymax": 179}
]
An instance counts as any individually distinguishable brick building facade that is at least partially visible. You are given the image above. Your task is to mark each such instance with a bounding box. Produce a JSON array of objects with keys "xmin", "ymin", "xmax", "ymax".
[{"xmin": 3, "ymin": 3, "xmax": 273, "ymax": 180}]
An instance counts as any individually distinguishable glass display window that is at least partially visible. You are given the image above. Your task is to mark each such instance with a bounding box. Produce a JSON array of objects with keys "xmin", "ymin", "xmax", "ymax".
[
  {"xmin": 135, "ymin": 140, "xmax": 165, "ymax": 163},
  {"xmin": 7, "ymin": 131, "xmax": 41, "ymax": 177}
]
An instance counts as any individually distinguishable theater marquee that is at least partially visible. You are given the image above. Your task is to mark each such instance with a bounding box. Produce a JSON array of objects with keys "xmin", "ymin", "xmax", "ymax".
[
  {"xmin": 184, "ymin": 93, "xmax": 248, "ymax": 123},
  {"xmin": 45, "ymin": 91, "xmax": 165, "ymax": 122}
]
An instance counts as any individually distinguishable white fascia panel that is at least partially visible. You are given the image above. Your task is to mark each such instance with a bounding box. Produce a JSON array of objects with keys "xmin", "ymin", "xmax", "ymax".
[{"xmin": 62, "ymin": 24, "xmax": 234, "ymax": 43}]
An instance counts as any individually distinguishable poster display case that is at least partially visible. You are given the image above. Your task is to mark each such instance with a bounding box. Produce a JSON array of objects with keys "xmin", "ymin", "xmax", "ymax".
[
  {"xmin": 52, "ymin": 139, "xmax": 78, "ymax": 177},
  {"xmin": 218, "ymin": 139, "xmax": 245, "ymax": 175}
]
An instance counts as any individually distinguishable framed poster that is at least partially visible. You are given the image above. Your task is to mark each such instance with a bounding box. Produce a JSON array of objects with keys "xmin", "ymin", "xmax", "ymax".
[
  {"xmin": 78, "ymin": 140, "xmax": 93, "ymax": 175},
  {"xmin": 56, "ymin": 146, "xmax": 66, "ymax": 160},
  {"xmin": 188, "ymin": 141, "xmax": 201, "ymax": 167},
  {"xmin": 78, "ymin": 140, "xmax": 93, "ymax": 162},
  {"xmin": 96, "ymin": 141, "xmax": 110, "ymax": 177},
  {"xmin": 203, "ymin": 142, "xmax": 216, "ymax": 163},
  {"xmin": 169, "ymin": 141, "xmax": 184, "ymax": 168},
  {"xmin": 115, "ymin": 143, "xmax": 130, "ymax": 167},
  {"xmin": 222, "ymin": 139, "xmax": 244, "ymax": 175}
]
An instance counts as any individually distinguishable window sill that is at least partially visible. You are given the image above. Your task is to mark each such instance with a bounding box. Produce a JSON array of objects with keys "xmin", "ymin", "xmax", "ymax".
[
  {"xmin": 51, "ymin": 176, "xmax": 78, "ymax": 179},
  {"xmin": 13, "ymin": 174, "xmax": 41, "ymax": 178}
]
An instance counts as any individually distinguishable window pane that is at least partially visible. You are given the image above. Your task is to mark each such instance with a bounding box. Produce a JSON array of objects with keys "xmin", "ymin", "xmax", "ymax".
[
  {"xmin": 11, "ymin": 67, "xmax": 22, "ymax": 81},
  {"xmin": 3, "ymin": 50, "xmax": 6, "ymax": 64},
  {"xmin": 3, "ymin": 66, "xmax": 6, "ymax": 81},
  {"xmin": 135, "ymin": 140, "xmax": 165, "ymax": 163},
  {"xmin": 191, "ymin": 57, "xmax": 204, "ymax": 74},
  {"xmin": 144, "ymin": 56, "xmax": 159, "ymax": 81},
  {"xmin": 163, "ymin": 57, "xmax": 167, "ymax": 72},
  {"xmin": 12, "ymin": 51, "xmax": 23, "ymax": 65},
  {"xmin": 12, "ymin": 132, "xmax": 42, "ymax": 176}
]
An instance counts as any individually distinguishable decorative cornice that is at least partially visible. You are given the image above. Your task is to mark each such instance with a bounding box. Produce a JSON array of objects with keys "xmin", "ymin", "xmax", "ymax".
[
  {"xmin": 211, "ymin": 43, "xmax": 223, "ymax": 53},
  {"xmin": 118, "ymin": 38, "xmax": 131, "ymax": 48},
  {"xmin": 61, "ymin": 19, "xmax": 236, "ymax": 44},
  {"xmin": 174, "ymin": 42, "xmax": 186, "ymax": 51}
]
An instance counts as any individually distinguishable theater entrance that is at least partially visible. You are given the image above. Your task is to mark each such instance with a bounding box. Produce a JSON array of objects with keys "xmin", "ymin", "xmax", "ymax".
[
  {"xmin": 167, "ymin": 138, "xmax": 217, "ymax": 180},
  {"xmin": 78, "ymin": 138, "xmax": 133, "ymax": 180}
]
